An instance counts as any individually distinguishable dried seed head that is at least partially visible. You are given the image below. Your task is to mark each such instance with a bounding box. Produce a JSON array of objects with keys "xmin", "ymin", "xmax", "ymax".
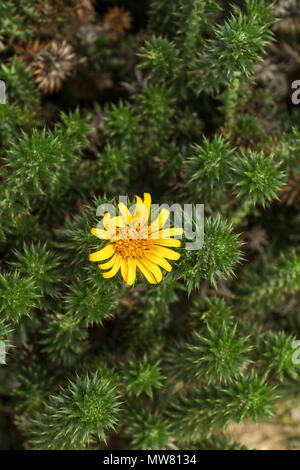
[
  {"xmin": 280, "ymin": 171, "xmax": 300, "ymax": 206},
  {"xmin": 245, "ymin": 227, "xmax": 268, "ymax": 253},
  {"xmin": 104, "ymin": 6, "xmax": 132, "ymax": 38},
  {"xmin": 272, "ymin": 0, "xmax": 300, "ymax": 34},
  {"xmin": 31, "ymin": 40, "xmax": 75, "ymax": 94}
]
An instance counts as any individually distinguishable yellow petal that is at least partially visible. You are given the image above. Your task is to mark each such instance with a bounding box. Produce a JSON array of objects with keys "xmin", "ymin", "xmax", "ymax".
[
  {"xmin": 152, "ymin": 245, "xmax": 181, "ymax": 260},
  {"xmin": 143, "ymin": 258, "xmax": 163, "ymax": 283},
  {"xmin": 134, "ymin": 195, "xmax": 144, "ymax": 212},
  {"xmin": 98, "ymin": 252, "xmax": 118, "ymax": 270},
  {"xmin": 149, "ymin": 208, "xmax": 170, "ymax": 234},
  {"xmin": 132, "ymin": 202, "xmax": 148, "ymax": 227},
  {"xmin": 126, "ymin": 257, "xmax": 136, "ymax": 286},
  {"xmin": 143, "ymin": 193, "xmax": 151, "ymax": 216},
  {"xmin": 136, "ymin": 259, "xmax": 157, "ymax": 284},
  {"xmin": 103, "ymin": 212, "xmax": 110, "ymax": 229},
  {"xmin": 91, "ymin": 228, "xmax": 111, "ymax": 239},
  {"xmin": 107, "ymin": 216, "xmax": 125, "ymax": 229},
  {"xmin": 132, "ymin": 194, "xmax": 151, "ymax": 225},
  {"xmin": 102, "ymin": 255, "xmax": 121, "ymax": 279},
  {"xmin": 144, "ymin": 252, "xmax": 172, "ymax": 272},
  {"xmin": 89, "ymin": 244, "xmax": 115, "ymax": 262},
  {"xmin": 121, "ymin": 258, "xmax": 128, "ymax": 283},
  {"xmin": 118, "ymin": 202, "xmax": 132, "ymax": 224},
  {"xmin": 151, "ymin": 227, "xmax": 183, "ymax": 238},
  {"xmin": 102, "ymin": 212, "xmax": 124, "ymax": 233},
  {"xmin": 153, "ymin": 238, "xmax": 181, "ymax": 247}
]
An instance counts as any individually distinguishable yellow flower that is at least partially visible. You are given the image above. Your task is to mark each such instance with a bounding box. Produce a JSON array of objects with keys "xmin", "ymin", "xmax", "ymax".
[{"xmin": 89, "ymin": 193, "xmax": 183, "ymax": 285}]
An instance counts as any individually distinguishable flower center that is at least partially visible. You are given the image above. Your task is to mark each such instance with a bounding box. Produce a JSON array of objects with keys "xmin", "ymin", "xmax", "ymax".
[
  {"xmin": 113, "ymin": 223, "xmax": 152, "ymax": 257},
  {"xmin": 115, "ymin": 234, "xmax": 151, "ymax": 258}
]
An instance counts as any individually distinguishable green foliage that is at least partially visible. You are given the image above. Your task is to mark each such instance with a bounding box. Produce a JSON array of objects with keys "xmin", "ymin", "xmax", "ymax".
[
  {"xmin": 64, "ymin": 274, "xmax": 118, "ymax": 326},
  {"xmin": 53, "ymin": 202, "xmax": 99, "ymax": 272},
  {"xmin": 0, "ymin": 0, "xmax": 37, "ymax": 42},
  {"xmin": 176, "ymin": 0, "xmax": 220, "ymax": 59},
  {"xmin": 95, "ymin": 145, "xmax": 130, "ymax": 194},
  {"xmin": 186, "ymin": 322, "xmax": 251, "ymax": 385},
  {"xmin": 166, "ymin": 297, "xmax": 251, "ymax": 386},
  {"xmin": 125, "ymin": 409, "xmax": 170, "ymax": 450},
  {"xmin": 122, "ymin": 356, "xmax": 165, "ymax": 398},
  {"xmin": 218, "ymin": 372, "xmax": 277, "ymax": 424},
  {"xmin": 40, "ymin": 313, "xmax": 88, "ymax": 367},
  {"xmin": 149, "ymin": 0, "xmax": 181, "ymax": 36},
  {"xmin": 191, "ymin": 434, "xmax": 248, "ymax": 450},
  {"xmin": 0, "ymin": 59, "xmax": 39, "ymax": 108},
  {"xmin": 0, "ymin": 319, "xmax": 14, "ymax": 351},
  {"xmin": 232, "ymin": 150, "xmax": 286, "ymax": 207},
  {"xmin": 138, "ymin": 37, "xmax": 182, "ymax": 84},
  {"xmin": 190, "ymin": 296, "xmax": 234, "ymax": 327},
  {"xmin": 189, "ymin": 0, "xmax": 275, "ymax": 93},
  {"xmin": 10, "ymin": 243, "xmax": 60, "ymax": 299},
  {"xmin": 175, "ymin": 215, "xmax": 243, "ymax": 292},
  {"xmin": 124, "ymin": 276, "xmax": 182, "ymax": 351},
  {"xmin": 29, "ymin": 370, "xmax": 121, "ymax": 449},
  {"xmin": 0, "ymin": 272, "xmax": 39, "ymax": 323},
  {"xmin": 140, "ymin": 85, "xmax": 175, "ymax": 144},
  {"xmin": 169, "ymin": 373, "xmax": 276, "ymax": 441},
  {"xmin": 0, "ymin": 102, "xmax": 36, "ymax": 149},
  {"xmin": 104, "ymin": 101, "xmax": 140, "ymax": 149},
  {"xmin": 0, "ymin": 110, "xmax": 90, "ymax": 237},
  {"xmin": 241, "ymin": 250, "xmax": 300, "ymax": 313},
  {"xmin": 13, "ymin": 365, "xmax": 52, "ymax": 413},
  {"xmin": 260, "ymin": 331, "xmax": 298, "ymax": 381},
  {"xmin": 185, "ymin": 136, "xmax": 235, "ymax": 198}
]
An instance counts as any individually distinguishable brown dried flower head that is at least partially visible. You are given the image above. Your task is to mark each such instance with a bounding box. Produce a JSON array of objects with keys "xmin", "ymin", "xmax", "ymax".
[
  {"xmin": 272, "ymin": 0, "xmax": 300, "ymax": 34},
  {"xmin": 13, "ymin": 39, "xmax": 46, "ymax": 64},
  {"xmin": 280, "ymin": 171, "xmax": 300, "ymax": 206},
  {"xmin": 38, "ymin": 0, "xmax": 95, "ymax": 36},
  {"xmin": 104, "ymin": 6, "xmax": 132, "ymax": 36},
  {"xmin": 31, "ymin": 40, "xmax": 75, "ymax": 94},
  {"xmin": 245, "ymin": 227, "xmax": 268, "ymax": 254}
]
